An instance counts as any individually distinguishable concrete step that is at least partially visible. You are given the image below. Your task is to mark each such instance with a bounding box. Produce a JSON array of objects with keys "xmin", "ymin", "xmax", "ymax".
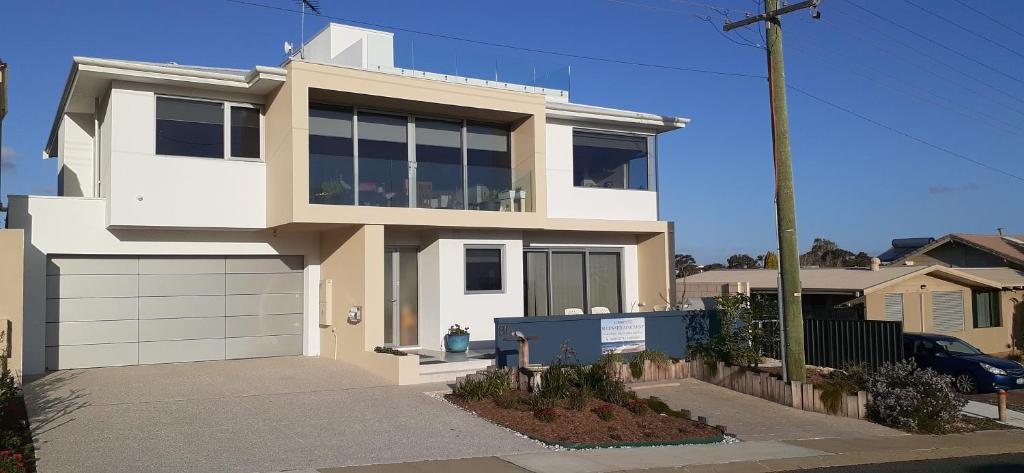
[
  {"xmin": 419, "ymin": 358, "xmax": 493, "ymax": 375},
  {"xmin": 418, "ymin": 367, "xmax": 490, "ymax": 384}
]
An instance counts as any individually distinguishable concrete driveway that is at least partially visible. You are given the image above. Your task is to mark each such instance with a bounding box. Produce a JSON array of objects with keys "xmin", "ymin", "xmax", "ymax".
[
  {"xmin": 633, "ymin": 379, "xmax": 904, "ymax": 441},
  {"xmin": 23, "ymin": 357, "xmax": 547, "ymax": 473}
]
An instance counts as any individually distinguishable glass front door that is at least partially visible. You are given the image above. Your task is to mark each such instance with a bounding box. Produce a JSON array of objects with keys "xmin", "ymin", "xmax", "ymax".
[
  {"xmin": 384, "ymin": 247, "xmax": 419, "ymax": 346},
  {"xmin": 524, "ymin": 248, "xmax": 623, "ymax": 316}
]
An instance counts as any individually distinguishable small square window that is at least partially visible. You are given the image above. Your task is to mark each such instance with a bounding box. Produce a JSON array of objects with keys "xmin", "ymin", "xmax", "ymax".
[
  {"xmin": 465, "ymin": 246, "xmax": 503, "ymax": 293},
  {"xmin": 231, "ymin": 106, "xmax": 261, "ymax": 159},
  {"xmin": 156, "ymin": 97, "xmax": 224, "ymax": 158}
]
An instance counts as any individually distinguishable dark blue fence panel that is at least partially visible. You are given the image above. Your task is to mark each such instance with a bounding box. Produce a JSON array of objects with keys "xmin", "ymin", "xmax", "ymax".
[{"xmin": 494, "ymin": 311, "xmax": 715, "ymax": 368}]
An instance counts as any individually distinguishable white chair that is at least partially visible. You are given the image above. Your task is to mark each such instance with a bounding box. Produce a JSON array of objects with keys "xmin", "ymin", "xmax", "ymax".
[
  {"xmin": 654, "ymin": 304, "xmax": 671, "ymax": 312},
  {"xmin": 564, "ymin": 308, "xmax": 584, "ymax": 315},
  {"xmin": 591, "ymin": 306, "xmax": 611, "ymax": 314}
]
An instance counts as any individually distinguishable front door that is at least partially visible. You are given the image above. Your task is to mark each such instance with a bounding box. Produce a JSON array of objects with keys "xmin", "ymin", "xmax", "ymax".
[{"xmin": 384, "ymin": 247, "xmax": 419, "ymax": 346}]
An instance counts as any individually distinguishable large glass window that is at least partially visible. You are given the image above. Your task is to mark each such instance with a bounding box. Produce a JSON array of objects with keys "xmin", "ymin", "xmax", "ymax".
[
  {"xmin": 972, "ymin": 290, "xmax": 1002, "ymax": 328},
  {"xmin": 524, "ymin": 249, "xmax": 624, "ymax": 316},
  {"xmin": 573, "ymin": 130, "xmax": 650, "ymax": 190},
  {"xmin": 467, "ymin": 124, "xmax": 511, "ymax": 211},
  {"xmin": 230, "ymin": 106, "xmax": 261, "ymax": 159},
  {"xmin": 415, "ymin": 119, "xmax": 463, "ymax": 209},
  {"xmin": 156, "ymin": 97, "xmax": 224, "ymax": 158},
  {"xmin": 358, "ymin": 113, "xmax": 409, "ymax": 207},
  {"xmin": 309, "ymin": 105, "xmax": 354, "ymax": 205},
  {"xmin": 465, "ymin": 246, "xmax": 503, "ymax": 293}
]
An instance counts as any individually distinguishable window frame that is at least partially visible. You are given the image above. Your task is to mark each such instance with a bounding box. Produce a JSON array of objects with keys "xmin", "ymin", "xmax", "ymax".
[
  {"xmin": 571, "ymin": 128, "xmax": 657, "ymax": 192},
  {"xmin": 154, "ymin": 94, "xmax": 264, "ymax": 162},
  {"xmin": 308, "ymin": 101, "xmax": 514, "ymax": 210},
  {"xmin": 971, "ymin": 289, "xmax": 1002, "ymax": 329},
  {"xmin": 464, "ymin": 244, "xmax": 506, "ymax": 295},
  {"xmin": 522, "ymin": 246, "xmax": 627, "ymax": 315}
]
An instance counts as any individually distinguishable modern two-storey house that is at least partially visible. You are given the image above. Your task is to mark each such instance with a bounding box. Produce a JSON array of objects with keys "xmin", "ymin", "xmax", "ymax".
[{"xmin": 8, "ymin": 24, "xmax": 686, "ymax": 383}]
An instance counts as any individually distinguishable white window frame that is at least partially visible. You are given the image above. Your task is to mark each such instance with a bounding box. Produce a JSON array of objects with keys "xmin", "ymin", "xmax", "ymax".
[
  {"xmin": 154, "ymin": 94, "xmax": 265, "ymax": 162},
  {"xmin": 571, "ymin": 128, "xmax": 656, "ymax": 192},
  {"xmin": 464, "ymin": 244, "xmax": 506, "ymax": 295}
]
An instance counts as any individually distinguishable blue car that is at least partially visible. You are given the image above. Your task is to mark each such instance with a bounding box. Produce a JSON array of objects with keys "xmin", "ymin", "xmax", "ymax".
[{"xmin": 904, "ymin": 333, "xmax": 1024, "ymax": 394}]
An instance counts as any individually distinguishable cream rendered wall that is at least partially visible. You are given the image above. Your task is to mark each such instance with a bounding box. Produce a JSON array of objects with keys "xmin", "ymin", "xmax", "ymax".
[
  {"xmin": 57, "ymin": 113, "xmax": 96, "ymax": 197},
  {"xmin": 105, "ymin": 82, "xmax": 268, "ymax": 229},
  {"xmin": 524, "ymin": 232, "xmax": 642, "ymax": 312},
  {"xmin": 426, "ymin": 231, "xmax": 525, "ymax": 351},
  {"xmin": 6, "ymin": 196, "xmax": 320, "ymax": 374},
  {"xmin": 544, "ymin": 121, "xmax": 658, "ymax": 221}
]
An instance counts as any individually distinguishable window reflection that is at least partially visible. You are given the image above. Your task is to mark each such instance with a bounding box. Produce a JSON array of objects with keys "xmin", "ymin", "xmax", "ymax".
[
  {"xmin": 573, "ymin": 131, "xmax": 649, "ymax": 190},
  {"xmin": 358, "ymin": 113, "xmax": 409, "ymax": 208},
  {"xmin": 309, "ymin": 105, "xmax": 354, "ymax": 205},
  {"xmin": 467, "ymin": 124, "xmax": 511, "ymax": 211},
  {"xmin": 415, "ymin": 119, "xmax": 463, "ymax": 209}
]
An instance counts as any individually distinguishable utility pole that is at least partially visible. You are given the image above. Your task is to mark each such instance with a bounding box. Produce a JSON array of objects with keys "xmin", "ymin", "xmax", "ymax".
[{"xmin": 725, "ymin": 0, "xmax": 821, "ymax": 383}]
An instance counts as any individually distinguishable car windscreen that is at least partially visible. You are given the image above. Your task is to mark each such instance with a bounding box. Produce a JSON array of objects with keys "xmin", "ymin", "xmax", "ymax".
[{"xmin": 936, "ymin": 339, "xmax": 983, "ymax": 356}]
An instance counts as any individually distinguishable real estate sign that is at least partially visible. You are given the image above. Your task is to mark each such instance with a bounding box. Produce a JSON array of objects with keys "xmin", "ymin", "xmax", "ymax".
[{"xmin": 600, "ymin": 317, "xmax": 646, "ymax": 354}]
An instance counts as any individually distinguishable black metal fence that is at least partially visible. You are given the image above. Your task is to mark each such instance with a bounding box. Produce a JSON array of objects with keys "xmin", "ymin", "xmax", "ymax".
[{"xmin": 803, "ymin": 318, "xmax": 904, "ymax": 370}]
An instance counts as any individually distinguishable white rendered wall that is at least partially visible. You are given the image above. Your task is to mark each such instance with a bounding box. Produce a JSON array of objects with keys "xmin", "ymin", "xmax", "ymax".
[
  {"xmin": 427, "ymin": 231, "xmax": 525, "ymax": 351},
  {"xmin": 524, "ymin": 233, "xmax": 642, "ymax": 313},
  {"xmin": 106, "ymin": 82, "xmax": 267, "ymax": 229},
  {"xmin": 57, "ymin": 113, "xmax": 96, "ymax": 198},
  {"xmin": 6, "ymin": 196, "xmax": 321, "ymax": 374},
  {"xmin": 545, "ymin": 121, "xmax": 658, "ymax": 221}
]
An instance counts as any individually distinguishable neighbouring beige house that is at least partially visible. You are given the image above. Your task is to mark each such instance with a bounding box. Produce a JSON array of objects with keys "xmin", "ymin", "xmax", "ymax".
[
  {"xmin": 681, "ymin": 263, "xmax": 1024, "ymax": 355},
  {"xmin": 6, "ymin": 23, "xmax": 682, "ymax": 383},
  {"xmin": 880, "ymin": 233, "xmax": 1024, "ymax": 270}
]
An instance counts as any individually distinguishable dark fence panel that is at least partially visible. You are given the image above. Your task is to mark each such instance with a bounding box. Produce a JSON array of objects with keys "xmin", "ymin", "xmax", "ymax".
[
  {"xmin": 494, "ymin": 311, "xmax": 714, "ymax": 368},
  {"xmin": 803, "ymin": 318, "xmax": 904, "ymax": 370}
]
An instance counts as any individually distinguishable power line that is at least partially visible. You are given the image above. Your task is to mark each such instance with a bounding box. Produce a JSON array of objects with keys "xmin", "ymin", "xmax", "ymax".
[
  {"xmin": 831, "ymin": 1, "xmax": 1024, "ymax": 111},
  {"xmin": 226, "ymin": 0, "xmax": 765, "ymax": 79},
  {"xmin": 904, "ymin": 0, "xmax": 1024, "ymax": 61},
  {"xmin": 225, "ymin": 0, "xmax": 1023, "ymax": 184},
  {"xmin": 606, "ymin": 1, "xmax": 763, "ymax": 49},
  {"xmin": 953, "ymin": 0, "xmax": 1024, "ymax": 40},
  {"xmin": 847, "ymin": 1, "xmax": 1024, "ymax": 87},
  {"xmin": 787, "ymin": 85, "xmax": 1024, "ymax": 183}
]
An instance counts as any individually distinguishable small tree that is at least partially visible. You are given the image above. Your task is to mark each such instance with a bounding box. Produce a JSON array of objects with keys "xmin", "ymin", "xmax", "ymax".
[
  {"xmin": 689, "ymin": 293, "xmax": 767, "ymax": 367},
  {"xmin": 763, "ymin": 251, "xmax": 779, "ymax": 269},
  {"xmin": 726, "ymin": 254, "xmax": 760, "ymax": 269}
]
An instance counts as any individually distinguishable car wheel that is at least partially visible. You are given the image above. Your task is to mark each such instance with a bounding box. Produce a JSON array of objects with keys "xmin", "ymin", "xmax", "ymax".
[{"xmin": 954, "ymin": 372, "xmax": 978, "ymax": 394}]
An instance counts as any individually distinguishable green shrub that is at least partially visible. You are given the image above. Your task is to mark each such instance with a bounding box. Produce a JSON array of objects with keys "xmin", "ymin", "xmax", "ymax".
[
  {"xmin": 628, "ymin": 350, "xmax": 669, "ymax": 379},
  {"xmin": 592, "ymin": 403, "xmax": 616, "ymax": 421},
  {"xmin": 453, "ymin": 369, "xmax": 513, "ymax": 401},
  {"xmin": 493, "ymin": 391, "xmax": 522, "ymax": 410},
  {"xmin": 525, "ymin": 393, "xmax": 556, "ymax": 411},
  {"xmin": 865, "ymin": 359, "xmax": 966, "ymax": 433},
  {"xmin": 537, "ymin": 345, "xmax": 635, "ymax": 407},
  {"xmin": 565, "ymin": 387, "xmax": 591, "ymax": 411},
  {"xmin": 688, "ymin": 293, "xmax": 774, "ymax": 368},
  {"xmin": 0, "ymin": 451, "xmax": 25, "ymax": 473},
  {"xmin": 625, "ymin": 399, "xmax": 649, "ymax": 416},
  {"xmin": 645, "ymin": 397, "xmax": 687, "ymax": 418},
  {"xmin": 373, "ymin": 346, "xmax": 408, "ymax": 356},
  {"xmin": 816, "ymin": 364, "xmax": 870, "ymax": 415}
]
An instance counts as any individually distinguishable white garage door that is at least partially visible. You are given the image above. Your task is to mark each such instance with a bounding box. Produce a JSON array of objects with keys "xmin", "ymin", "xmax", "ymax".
[{"xmin": 45, "ymin": 255, "xmax": 305, "ymax": 370}]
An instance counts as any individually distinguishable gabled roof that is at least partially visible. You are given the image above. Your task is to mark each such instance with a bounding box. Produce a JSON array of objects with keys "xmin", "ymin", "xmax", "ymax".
[
  {"xmin": 957, "ymin": 268, "xmax": 1024, "ymax": 289},
  {"xmin": 890, "ymin": 233, "xmax": 1024, "ymax": 268},
  {"xmin": 681, "ymin": 265, "xmax": 1003, "ymax": 293}
]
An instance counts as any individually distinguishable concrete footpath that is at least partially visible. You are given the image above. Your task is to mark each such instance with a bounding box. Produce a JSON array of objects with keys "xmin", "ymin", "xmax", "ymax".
[{"xmin": 312, "ymin": 430, "xmax": 1024, "ymax": 473}]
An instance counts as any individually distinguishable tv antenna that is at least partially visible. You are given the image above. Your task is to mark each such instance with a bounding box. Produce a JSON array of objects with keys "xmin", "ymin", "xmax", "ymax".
[{"xmin": 294, "ymin": 0, "xmax": 321, "ymax": 59}]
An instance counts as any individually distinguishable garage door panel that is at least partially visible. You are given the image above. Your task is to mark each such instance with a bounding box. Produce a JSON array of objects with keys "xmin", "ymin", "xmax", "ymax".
[
  {"xmin": 139, "ymin": 295, "xmax": 225, "ymax": 319},
  {"xmin": 46, "ymin": 297, "xmax": 139, "ymax": 323},
  {"xmin": 226, "ymin": 294, "xmax": 302, "ymax": 316},
  {"xmin": 226, "ymin": 256, "xmax": 303, "ymax": 273},
  {"xmin": 226, "ymin": 273, "xmax": 303, "ymax": 295},
  {"xmin": 139, "ymin": 257, "xmax": 225, "ymax": 275},
  {"xmin": 47, "ymin": 256, "xmax": 138, "ymax": 276},
  {"xmin": 46, "ymin": 344, "xmax": 138, "ymax": 370},
  {"xmin": 139, "ymin": 339, "xmax": 225, "ymax": 364},
  {"xmin": 46, "ymin": 255, "xmax": 303, "ymax": 369},
  {"xmin": 140, "ymin": 318, "xmax": 226, "ymax": 342},
  {"xmin": 47, "ymin": 274, "xmax": 139, "ymax": 299},
  {"xmin": 226, "ymin": 314, "xmax": 303, "ymax": 338},
  {"xmin": 46, "ymin": 320, "xmax": 139, "ymax": 346},
  {"xmin": 139, "ymin": 274, "xmax": 225, "ymax": 297},
  {"xmin": 226, "ymin": 335, "xmax": 303, "ymax": 359}
]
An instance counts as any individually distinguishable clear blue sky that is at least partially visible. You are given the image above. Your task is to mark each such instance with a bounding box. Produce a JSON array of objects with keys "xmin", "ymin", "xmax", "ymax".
[{"xmin": 2, "ymin": 0, "xmax": 1021, "ymax": 264}]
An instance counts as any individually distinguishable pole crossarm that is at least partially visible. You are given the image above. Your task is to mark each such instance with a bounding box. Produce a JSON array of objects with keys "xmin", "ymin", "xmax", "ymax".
[{"xmin": 723, "ymin": 0, "xmax": 819, "ymax": 31}]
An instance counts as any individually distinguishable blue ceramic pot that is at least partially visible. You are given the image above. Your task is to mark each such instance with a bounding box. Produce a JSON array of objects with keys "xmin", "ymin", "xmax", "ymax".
[{"xmin": 445, "ymin": 333, "xmax": 470, "ymax": 353}]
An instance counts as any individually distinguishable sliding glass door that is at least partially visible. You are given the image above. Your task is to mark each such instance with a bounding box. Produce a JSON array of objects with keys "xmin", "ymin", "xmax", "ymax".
[
  {"xmin": 524, "ymin": 248, "xmax": 623, "ymax": 316},
  {"xmin": 385, "ymin": 247, "xmax": 418, "ymax": 346}
]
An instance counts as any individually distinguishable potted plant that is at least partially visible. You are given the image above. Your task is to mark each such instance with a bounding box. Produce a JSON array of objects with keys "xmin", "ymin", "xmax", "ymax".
[{"xmin": 446, "ymin": 324, "xmax": 470, "ymax": 353}]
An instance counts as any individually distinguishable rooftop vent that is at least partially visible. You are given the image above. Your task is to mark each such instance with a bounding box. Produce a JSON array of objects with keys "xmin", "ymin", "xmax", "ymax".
[{"xmin": 299, "ymin": 23, "xmax": 394, "ymax": 70}]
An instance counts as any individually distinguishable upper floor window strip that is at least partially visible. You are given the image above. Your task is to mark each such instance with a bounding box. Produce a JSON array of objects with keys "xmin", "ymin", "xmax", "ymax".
[
  {"xmin": 155, "ymin": 96, "xmax": 262, "ymax": 161},
  {"xmin": 572, "ymin": 130, "xmax": 653, "ymax": 191}
]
